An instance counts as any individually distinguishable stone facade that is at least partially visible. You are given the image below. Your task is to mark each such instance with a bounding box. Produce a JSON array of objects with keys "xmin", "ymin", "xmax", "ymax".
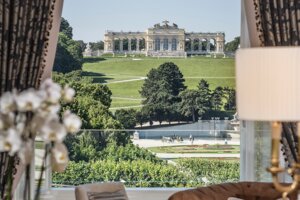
[{"xmin": 104, "ymin": 21, "xmax": 225, "ymax": 57}]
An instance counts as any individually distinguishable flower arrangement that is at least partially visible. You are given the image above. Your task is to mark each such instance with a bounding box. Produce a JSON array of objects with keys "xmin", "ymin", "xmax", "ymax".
[{"xmin": 0, "ymin": 79, "xmax": 81, "ymax": 199}]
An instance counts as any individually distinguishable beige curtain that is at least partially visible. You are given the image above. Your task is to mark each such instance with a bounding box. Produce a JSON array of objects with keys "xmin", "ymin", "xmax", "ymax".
[
  {"xmin": 252, "ymin": 0, "xmax": 300, "ymax": 167},
  {"xmin": 0, "ymin": 0, "xmax": 57, "ymax": 198}
]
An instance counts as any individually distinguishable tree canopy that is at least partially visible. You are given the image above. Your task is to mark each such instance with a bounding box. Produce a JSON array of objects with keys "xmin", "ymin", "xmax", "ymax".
[
  {"xmin": 225, "ymin": 37, "xmax": 240, "ymax": 52},
  {"xmin": 59, "ymin": 17, "xmax": 73, "ymax": 38},
  {"xmin": 114, "ymin": 109, "xmax": 137, "ymax": 129},
  {"xmin": 53, "ymin": 18, "xmax": 83, "ymax": 73},
  {"xmin": 89, "ymin": 41, "xmax": 104, "ymax": 51},
  {"xmin": 140, "ymin": 62, "xmax": 186, "ymax": 124},
  {"xmin": 53, "ymin": 71, "xmax": 118, "ymax": 130}
]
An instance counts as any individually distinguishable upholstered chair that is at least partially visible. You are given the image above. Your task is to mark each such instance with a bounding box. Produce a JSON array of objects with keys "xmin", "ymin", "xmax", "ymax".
[{"xmin": 168, "ymin": 182, "xmax": 298, "ymax": 200}]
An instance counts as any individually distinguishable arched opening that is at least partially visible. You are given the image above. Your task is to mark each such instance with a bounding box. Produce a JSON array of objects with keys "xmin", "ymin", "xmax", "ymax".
[
  {"xmin": 155, "ymin": 38, "xmax": 160, "ymax": 51},
  {"xmin": 193, "ymin": 39, "xmax": 199, "ymax": 51},
  {"xmin": 172, "ymin": 38, "xmax": 177, "ymax": 51},
  {"xmin": 114, "ymin": 38, "xmax": 120, "ymax": 51},
  {"xmin": 139, "ymin": 38, "xmax": 146, "ymax": 51},
  {"xmin": 163, "ymin": 38, "xmax": 168, "ymax": 50},
  {"xmin": 201, "ymin": 39, "xmax": 207, "ymax": 51},
  {"xmin": 131, "ymin": 39, "xmax": 137, "ymax": 51},
  {"xmin": 123, "ymin": 38, "xmax": 129, "ymax": 51},
  {"xmin": 185, "ymin": 38, "xmax": 191, "ymax": 51},
  {"xmin": 210, "ymin": 39, "xmax": 216, "ymax": 52}
]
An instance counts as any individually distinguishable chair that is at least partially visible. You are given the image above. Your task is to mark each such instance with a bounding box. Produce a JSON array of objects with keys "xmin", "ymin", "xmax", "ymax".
[
  {"xmin": 168, "ymin": 182, "xmax": 298, "ymax": 200},
  {"xmin": 75, "ymin": 182, "xmax": 129, "ymax": 200}
]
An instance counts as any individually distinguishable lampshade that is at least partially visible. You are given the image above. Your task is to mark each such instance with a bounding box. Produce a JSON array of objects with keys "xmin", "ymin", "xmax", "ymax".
[{"xmin": 236, "ymin": 47, "xmax": 300, "ymax": 121}]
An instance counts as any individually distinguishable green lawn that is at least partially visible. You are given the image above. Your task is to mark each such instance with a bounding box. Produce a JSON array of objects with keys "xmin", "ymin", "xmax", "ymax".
[
  {"xmin": 147, "ymin": 144, "xmax": 240, "ymax": 154},
  {"xmin": 83, "ymin": 56, "xmax": 235, "ymax": 109},
  {"xmin": 110, "ymin": 98, "xmax": 142, "ymax": 109}
]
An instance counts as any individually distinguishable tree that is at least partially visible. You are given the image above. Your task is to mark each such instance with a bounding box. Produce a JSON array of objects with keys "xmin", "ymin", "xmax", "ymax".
[
  {"xmin": 135, "ymin": 111, "xmax": 148, "ymax": 127},
  {"xmin": 54, "ymin": 34, "xmax": 83, "ymax": 73},
  {"xmin": 89, "ymin": 41, "xmax": 104, "ymax": 51},
  {"xmin": 53, "ymin": 72, "xmax": 118, "ymax": 129},
  {"xmin": 53, "ymin": 18, "xmax": 83, "ymax": 73},
  {"xmin": 140, "ymin": 62, "xmax": 186, "ymax": 123},
  {"xmin": 225, "ymin": 37, "xmax": 240, "ymax": 52},
  {"xmin": 223, "ymin": 87, "xmax": 236, "ymax": 111},
  {"xmin": 179, "ymin": 90, "xmax": 201, "ymax": 122},
  {"xmin": 115, "ymin": 109, "xmax": 137, "ymax": 129},
  {"xmin": 77, "ymin": 40, "xmax": 87, "ymax": 53},
  {"xmin": 211, "ymin": 86, "xmax": 224, "ymax": 111},
  {"xmin": 70, "ymin": 82, "xmax": 112, "ymax": 107},
  {"xmin": 59, "ymin": 17, "xmax": 73, "ymax": 39},
  {"xmin": 197, "ymin": 79, "xmax": 211, "ymax": 111},
  {"xmin": 158, "ymin": 62, "xmax": 186, "ymax": 96}
]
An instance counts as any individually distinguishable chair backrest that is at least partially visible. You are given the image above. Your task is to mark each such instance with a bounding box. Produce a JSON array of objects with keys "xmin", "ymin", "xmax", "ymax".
[
  {"xmin": 75, "ymin": 182, "xmax": 129, "ymax": 200},
  {"xmin": 168, "ymin": 182, "xmax": 298, "ymax": 200}
]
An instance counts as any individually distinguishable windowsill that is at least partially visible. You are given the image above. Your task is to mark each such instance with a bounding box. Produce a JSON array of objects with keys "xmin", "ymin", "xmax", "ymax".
[{"xmin": 47, "ymin": 187, "xmax": 188, "ymax": 200}]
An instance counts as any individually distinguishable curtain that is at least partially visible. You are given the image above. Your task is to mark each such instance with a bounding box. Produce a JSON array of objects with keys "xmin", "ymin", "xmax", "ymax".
[
  {"xmin": 254, "ymin": 0, "xmax": 300, "ymax": 167},
  {"xmin": 0, "ymin": 0, "xmax": 56, "ymax": 198}
]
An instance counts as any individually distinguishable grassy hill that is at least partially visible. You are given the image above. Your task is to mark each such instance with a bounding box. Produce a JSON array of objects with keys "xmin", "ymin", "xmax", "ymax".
[{"xmin": 82, "ymin": 56, "xmax": 235, "ymax": 110}]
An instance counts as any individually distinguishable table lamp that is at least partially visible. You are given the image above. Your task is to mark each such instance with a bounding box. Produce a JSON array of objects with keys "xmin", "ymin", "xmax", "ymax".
[{"xmin": 236, "ymin": 47, "xmax": 300, "ymax": 199}]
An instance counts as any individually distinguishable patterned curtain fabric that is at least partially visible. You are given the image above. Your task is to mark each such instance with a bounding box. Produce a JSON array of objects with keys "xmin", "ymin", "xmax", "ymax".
[
  {"xmin": 254, "ymin": 0, "xmax": 300, "ymax": 167},
  {"xmin": 0, "ymin": 0, "xmax": 56, "ymax": 198}
]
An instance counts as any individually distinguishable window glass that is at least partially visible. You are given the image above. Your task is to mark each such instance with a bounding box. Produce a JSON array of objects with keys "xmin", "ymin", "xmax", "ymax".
[{"xmin": 47, "ymin": 0, "xmax": 242, "ymax": 194}]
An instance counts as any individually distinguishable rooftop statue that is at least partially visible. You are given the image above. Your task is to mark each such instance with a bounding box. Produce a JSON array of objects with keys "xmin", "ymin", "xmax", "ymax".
[
  {"xmin": 162, "ymin": 20, "xmax": 170, "ymax": 28},
  {"xmin": 154, "ymin": 23, "xmax": 161, "ymax": 28},
  {"xmin": 153, "ymin": 21, "xmax": 179, "ymax": 29}
]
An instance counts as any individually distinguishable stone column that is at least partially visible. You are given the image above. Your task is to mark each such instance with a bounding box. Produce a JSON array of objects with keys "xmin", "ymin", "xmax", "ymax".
[
  {"xmin": 206, "ymin": 39, "xmax": 210, "ymax": 52},
  {"xmin": 112, "ymin": 40, "xmax": 115, "ymax": 51},
  {"xmin": 104, "ymin": 41, "xmax": 107, "ymax": 52},
  {"xmin": 199, "ymin": 39, "xmax": 202, "ymax": 52},
  {"xmin": 221, "ymin": 41, "xmax": 225, "ymax": 52},
  {"xmin": 216, "ymin": 41, "xmax": 220, "ymax": 53},
  {"xmin": 136, "ymin": 39, "xmax": 139, "ymax": 51},
  {"xmin": 181, "ymin": 40, "xmax": 185, "ymax": 50},
  {"xmin": 119, "ymin": 39, "xmax": 123, "ymax": 52},
  {"xmin": 128, "ymin": 39, "xmax": 131, "ymax": 52}
]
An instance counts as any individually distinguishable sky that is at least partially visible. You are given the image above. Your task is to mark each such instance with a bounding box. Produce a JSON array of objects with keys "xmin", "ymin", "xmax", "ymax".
[{"xmin": 62, "ymin": 0, "xmax": 241, "ymax": 43}]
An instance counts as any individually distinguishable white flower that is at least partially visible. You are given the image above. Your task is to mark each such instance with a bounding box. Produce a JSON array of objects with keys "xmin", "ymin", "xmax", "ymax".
[
  {"xmin": 47, "ymin": 89, "xmax": 61, "ymax": 104},
  {"xmin": 30, "ymin": 115, "xmax": 45, "ymax": 133},
  {"xmin": 0, "ymin": 92, "xmax": 15, "ymax": 114},
  {"xmin": 0, "ymin": 118, "xmax": 3, "ymax": 130},
  {"xmin": 16, "ymin": 89, "xmax": 43, "ymax": 112},
  {"xmin": 18, "ymin": 140, "xmax": 33, "ymax": 165},
  {"xmin": 0, "ymin": 128, "xmax": 22, "ymax": 155},
  {"xmin": 16, "ymin": 122, "xmax": 26, "ymax": 134},
  {"xmin": 40, "ymin": 120, "xmax": 67, "ymax": 142},
  {"xmin": 16, "ymin": 113, "xmax": 27, "ymax": 123},
  {"xmin": 202, "ymin": 177, "xmax": 209, "ymax": 184},
  {"xmin": 62, "ymin": 86, "xmax": 75, "ymax": 102},
  {"xmin": 46, "ymin": 104, "xmax": 61, "ymax": 115},
  {"xmin": 40, "ymin": 79, "xmax": 62, "ymax": 104},
  {"xmin": 0, "ymin": 112, "xmax": 15, "ymax": 131},
  {"xmin": 38, "ymin": 104, "xmax": 61, "ymax": 116},
  {"xmin": 36, "ymin": 90, "xmax": 47, "ymax": 100},
  {"xmin": 31, "ymin": 113, "xmax": 59, "ymax": 134},
  {"xmin": 51, "ymin": 142, "xmax": 69, "ymax": 172},
  {"xmin": 63, "ymin": 111, "xmax": 81, "ymax": 133}
]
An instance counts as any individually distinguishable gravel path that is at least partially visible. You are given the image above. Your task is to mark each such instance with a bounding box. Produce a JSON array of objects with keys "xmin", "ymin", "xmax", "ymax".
[
  {"xmin": 155, "ymin": 153, "xmax": 240, "ymax": 159},
  {"xmin": 132, "ymin": 138, "xmax": 240, "ymax": 148}
]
